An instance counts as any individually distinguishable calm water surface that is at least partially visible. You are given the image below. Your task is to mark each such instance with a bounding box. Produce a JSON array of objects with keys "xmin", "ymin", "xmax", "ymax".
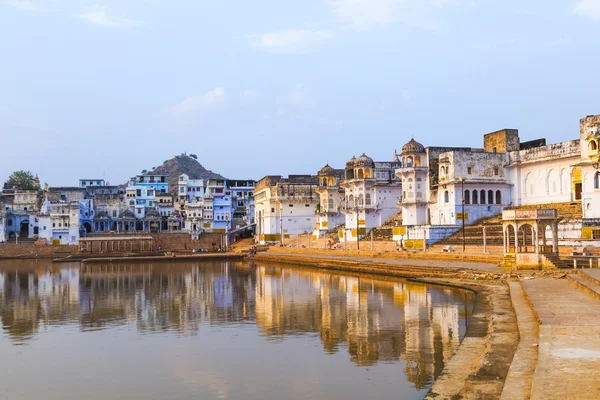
[{"xmin": 0, "ymin": 260, "xmax": 475, "ymax": 400}]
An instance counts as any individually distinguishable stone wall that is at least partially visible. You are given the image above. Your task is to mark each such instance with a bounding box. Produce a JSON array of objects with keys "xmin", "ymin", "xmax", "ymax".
[
  {"xmin": 150, "ymin": 232, "xmax": 225, "ymax": 250},
  {"xmin": 483, "ymin": 129, "xmax": 520, "ymax": 153}
]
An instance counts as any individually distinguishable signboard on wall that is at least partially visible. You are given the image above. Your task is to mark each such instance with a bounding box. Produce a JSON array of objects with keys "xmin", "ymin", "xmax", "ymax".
[
  {"xmin": 456, "ymin": 212, "xmax": 469, "ymax": 221},
  {"xmin": 404, "ymin": 240, "xmax": 425, "ymax": 250},
  {"xmin": 392, "ymin": 226, "xmax": 407, "ymax": 235}
]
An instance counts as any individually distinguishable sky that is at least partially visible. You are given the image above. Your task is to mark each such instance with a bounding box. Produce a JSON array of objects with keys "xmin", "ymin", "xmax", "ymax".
[{"xmin": 1, "ymin": 0, "xmax": 599, "ymax": 187}]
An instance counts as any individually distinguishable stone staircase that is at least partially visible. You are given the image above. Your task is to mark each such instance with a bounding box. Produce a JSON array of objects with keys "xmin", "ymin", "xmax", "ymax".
[
  {"xmin": 361, "ymin": 211, "xmax": 402, "ymax": 242},
  {"xmin": 433, "ymin": 214, "xmax": 503, "ymax": 247},
  {"xmin": 567, "ymin": 270, "xmax": 600, "ymax": 301},
  {"xmin": 542, "ymin": 253, "xmax": 572, "ymax": 269}
]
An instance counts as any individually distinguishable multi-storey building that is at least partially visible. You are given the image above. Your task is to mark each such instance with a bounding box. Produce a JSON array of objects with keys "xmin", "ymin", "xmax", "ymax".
[
  {"xmin": 78, "ymin": 179, "xmax": 105, "ymax": 188},
  {"xmin": 314, "ymin": 164, "xmax": 345, "ymax": 238},
  {"xmin": 38, "ymin": 199, "xmax": 82, "ymax": 245},
  {"xmin": 1, "ymin": 189, "xmax": 42, "ymax": 238},
  {"xmin": 228, "ymin": 180, "xmax": 255, "ymax": 228},
  {"xmin": 254, "ymin": 175, "xmax": 319, "ymax": 244},
  {"xmin": 178, "ymin": 174, "xmax": 205, "ymax": 203},
  {"xmin": 340, "ymin": 154, "xmax": 402, "ymax": 242},
  {"xmin": 156, "ymin": 192, "xmax": 174, "ymax": 218},
  {"xmin": 128, "ymin": 174, "xmax": 168, "ymax": 219}
]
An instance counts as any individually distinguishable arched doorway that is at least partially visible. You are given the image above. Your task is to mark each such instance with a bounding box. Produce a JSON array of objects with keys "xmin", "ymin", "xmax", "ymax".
[
  {"xmin": 518, "ymin": 224, "xmax": 535, "ymax": 253},
  {"xmin": 20, "ymin": 220, "xmax": 29, "ymax": 237},
  {"xmin": 83, "ymin": 222, "xmax": 92, "ymax": 233},
  {"xmin": 506, "ymin": 225, "xmax": 515, "ymax": 253},
  {"xmin": 572, "ymin": 166, "xmax": 582, "ymax": 201}
]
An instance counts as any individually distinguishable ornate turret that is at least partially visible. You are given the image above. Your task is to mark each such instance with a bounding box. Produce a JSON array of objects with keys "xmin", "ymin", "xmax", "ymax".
[
  {"xmin": 402, "ymin": 138, "xmax": 425, "ymax": 154},
  {"xmin": 318, "ymin": 164, "xmax": 335, "ymax": 177},
  {"xmin": 355, "ymin": 153, "xmax": 375, "ymax": 167},
  {"xmin": 346, "ymin": 156, "xmax": 357, "ymax": 169},
  {"xmin": 119, "ymin": 209, "xmax": 136, "ymax": 219}
]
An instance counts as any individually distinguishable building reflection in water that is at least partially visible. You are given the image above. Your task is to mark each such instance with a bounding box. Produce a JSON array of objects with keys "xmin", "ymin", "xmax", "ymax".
[{"xmin": 0, "ymin": 261, "xmax": 474, "ymax": 389}]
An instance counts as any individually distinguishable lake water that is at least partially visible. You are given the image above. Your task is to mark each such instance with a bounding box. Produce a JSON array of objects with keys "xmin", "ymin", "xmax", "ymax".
[{"xmin": 0, "ymin": 260, "xmax": 474, "ymax": 400}]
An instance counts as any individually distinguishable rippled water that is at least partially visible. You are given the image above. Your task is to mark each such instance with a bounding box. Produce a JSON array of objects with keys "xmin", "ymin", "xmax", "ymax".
[{"xmin": 0, "ymin": 260, "xmax": 474, "ymax": 400}]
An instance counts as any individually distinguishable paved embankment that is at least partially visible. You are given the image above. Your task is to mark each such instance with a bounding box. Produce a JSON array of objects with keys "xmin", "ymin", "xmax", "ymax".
[
  {"xmin": 424, "ymin": 280, "xmax": 518, "ymax": 399},
  {"xmin": 82, "ymin": 253, "xmax": 244, "ymax": 264},
  {"xmin": 523, "ymin": 275, "xmax": 600, "ymax": 400},
  {"xmin": 500, "ymin": 281, "xmax": 539, "ymax": 400},
  {"xmin": 256, "ymin": 251, "xmax": 504, "ymax": 274}
]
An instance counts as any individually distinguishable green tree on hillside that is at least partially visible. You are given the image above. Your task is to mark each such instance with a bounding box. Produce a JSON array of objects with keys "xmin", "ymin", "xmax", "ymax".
[
  {"xmin": 189, "ymin": 154, "xmax": 198, "ymax": 160},
  {"xmin": 4, "ymin": 170, "xmax": 39, "ymax": 190}
]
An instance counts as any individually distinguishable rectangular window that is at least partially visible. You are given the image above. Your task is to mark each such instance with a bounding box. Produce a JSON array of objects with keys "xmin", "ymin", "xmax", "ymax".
[
  {"xmin": 289, "ymin": 204, "xmax": 294, "ymax": 207},
  {"xmin": 494, "ymin": 168, "xmax": 499, "ymax": 176},
  {"xmin": 593, "ymin": 230, "xmax": 600, "ymax": 240},
  {"xmin": 467, "ymin": 167, "xmax": 472, "ymax": 175}
]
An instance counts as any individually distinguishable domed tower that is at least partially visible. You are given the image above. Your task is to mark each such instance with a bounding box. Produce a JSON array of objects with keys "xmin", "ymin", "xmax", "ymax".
[
  {"xmin": 354, "ymin": 153, "xmax": 375, "ymax": 180},
  {"xmin": 342, "ymin": 153, "xmax": 377, "ymax": 243},
  {"xmin": 315, "ymin": 164, "xmax": 345, "ymax": 238},
  {"xmin": 318, "ymin": 164, "xmax": 336, "ymax": 187},
  {"xmin": 345, "ymin": 156, "xmax": 357, "ymax": 180},
  {"xmin": 396, "ymin": 138, "xmax": 428, "ymax": 226}
]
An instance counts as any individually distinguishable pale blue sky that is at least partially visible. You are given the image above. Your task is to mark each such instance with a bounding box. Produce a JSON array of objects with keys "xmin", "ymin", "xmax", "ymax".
[{"xmin": 1, "ymin": 0, "xmax": 599, "ymax": 186}]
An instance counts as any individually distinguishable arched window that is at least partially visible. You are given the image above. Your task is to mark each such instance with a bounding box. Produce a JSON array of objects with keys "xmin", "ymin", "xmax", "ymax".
[
  {"xmin": 415, "ymin": 156, "xmax": 422, "ymax": 167},
  {"xmin": 444, "ymin": 190, "xmax": 449, "ymax": 203},
  {"xmin": 595, "ymin": 172, "xmax": 600, "ymax": 189},
  {"xmin": 473, "ymin": 190, "xmax": 478, "ymax": 204},
  {"xmin": 590, "ymin": 140, "xmax": 598, "ymax": 152},
  {"xmin": 406, "ymin": 156, "xmax": 413, "ymax": 167},
  {"xmin": 365, "ymin": 193, "xmax": 371, "ymax": 205},
  {"xmin": 488, "ymin": 190, "xmax": 493, "ymax": 205},
  {"xmin": 441, "ymin": 166, "xmax": 446, "ymax": 175},
  {"xmin": 349, "ymin": 194, "xmax": 354, "ymax": 206},
  {"xmin": 479, "ymin": 190, "xmax": 485, "ymax": 204},
  {"xmin": 328, "ymin": 198, "xmax": 334, "ymax": 210},
  {"xmin": 328, "ymin": 177, "xmax": 334, "ymax": 186},
  {"xmin": 357, "ymin": 169, "xmax": 364, "ymax": 179},
  {"xmin": 358, "ymin": 194, "xmax": 364, "ymax": 206},
  {"xmin": 496, "ymin": 190, "xmax": 502, "ymax": 204},
  {"xmin": 464, "ymin": 190, "xmax": 471, "ymax": 204}
]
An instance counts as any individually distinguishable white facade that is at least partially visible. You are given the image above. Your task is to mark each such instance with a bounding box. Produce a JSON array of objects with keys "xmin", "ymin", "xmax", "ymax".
[
  {"xmin": 430, "ymin": 151, "xmax": 509, "ymax": 226},
  {"xmin": 314, "ymin": 165, "xmax": 345, "ymax": 238},
  {"xmin": 342, "ymin": 154, "xmax": 402, "ymax": 241},
  {"xmin": 178, "ymin": 174, "xmax": 205, "ymax": 203},
  {"xmin": 38, "ymin": 199, "xmax": 81, "ymax": 245},
  {"xmin": 254, "ymin": 175, "xmax": 319, "ymax": 243}
]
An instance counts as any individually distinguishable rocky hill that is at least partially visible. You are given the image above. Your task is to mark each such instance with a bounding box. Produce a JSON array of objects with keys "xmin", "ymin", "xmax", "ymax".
[{"xmin": 148, "ymin": 154, "xmax": 226, "ymax": 192}]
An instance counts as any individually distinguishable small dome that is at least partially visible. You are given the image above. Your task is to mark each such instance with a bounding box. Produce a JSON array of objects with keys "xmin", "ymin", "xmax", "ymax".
[
  {"xmin": 402, "ymin": 138, "xmax": 425, "ymax": 154},
  {"xmin": 119, "ymin": 209, "xmax": 135, "ymax": 219},
  {"xmin": 346, "ymin": 156, "xmax": 357, "ymax": 168},
  {"xmin": 144, "ymin": 209, "xmax": 160, "ymax": 218},
  {"xmin": 318, "ymin": 164, "xmax": 335, "ymax": 176},
  {"xmin": 94, "ymin": 211, "xmax": 110, "ymax": 220},
  {"xmin": 355, "ymin": 153, "xmax": 375, "ymax": 167}
]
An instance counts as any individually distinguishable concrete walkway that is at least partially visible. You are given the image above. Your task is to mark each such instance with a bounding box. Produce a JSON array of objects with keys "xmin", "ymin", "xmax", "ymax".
[
  {"xmin": 261, "ymin": 251, "xmax": 504, "ymax": 273},
  {"xmin": 501, "ymin": 281, "xmax": 539, "ymax": 400},
  {"xmin": 522, "ymin": 277, "xmax": 600, "ymax": 400}
]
